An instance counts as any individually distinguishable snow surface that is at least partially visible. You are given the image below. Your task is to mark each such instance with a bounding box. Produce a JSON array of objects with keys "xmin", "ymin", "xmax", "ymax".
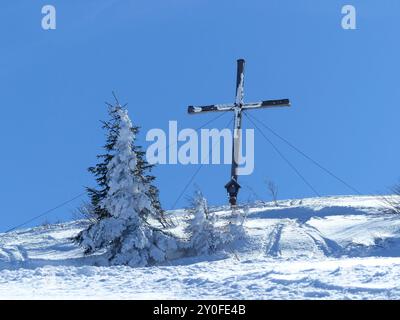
[{"xmin": 1, "ymin": 195, "xmax": 400, "ymax": 299}]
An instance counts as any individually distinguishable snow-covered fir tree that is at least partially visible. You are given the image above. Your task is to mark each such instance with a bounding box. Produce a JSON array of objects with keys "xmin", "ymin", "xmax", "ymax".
[
  {"xmin": 185, "ymin": 190, "xmax": 229, "ymax": 255},
  {"xmin": 84, "ymin": 98, "xmax": 165, "ymax": 224},
  {"xmin": 77, "ymin": 100, "xmax": 175, "ymax": 266}
]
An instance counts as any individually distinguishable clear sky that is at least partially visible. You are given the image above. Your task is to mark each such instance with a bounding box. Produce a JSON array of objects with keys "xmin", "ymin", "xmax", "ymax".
[{"xmin": 1, "ymin": 0, "xmax": 400, "ymax": 231}]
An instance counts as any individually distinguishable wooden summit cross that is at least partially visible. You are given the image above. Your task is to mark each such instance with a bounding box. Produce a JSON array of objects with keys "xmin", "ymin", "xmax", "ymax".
[{"xmin": 188, "ymin": 59, "xmax": 291, "ymax": 206}]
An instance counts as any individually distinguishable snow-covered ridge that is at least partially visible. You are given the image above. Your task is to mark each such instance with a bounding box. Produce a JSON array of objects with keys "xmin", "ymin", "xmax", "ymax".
[{"xmin": 1, "ymin": 195, "xmax": 400, "ymax": 299}]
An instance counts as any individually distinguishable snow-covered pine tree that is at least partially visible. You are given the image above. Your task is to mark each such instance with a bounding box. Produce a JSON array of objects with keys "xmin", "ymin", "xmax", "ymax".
[
  {"xmin": 185, "ymin": 190, "xmax": 227, "ymax": 255},
  {"xmin": 84, "ymin": 99, "xmax": 165, "ymax": 224},
  {"xmin": 77, "ymin": 100, "xmax": 175, "ymax": 266}
]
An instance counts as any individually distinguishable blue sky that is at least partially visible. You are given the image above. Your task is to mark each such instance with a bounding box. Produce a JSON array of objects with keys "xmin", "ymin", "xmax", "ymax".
[{"xmin": 1, "ymin": 0, "xmax": 400, "ymax": 231}]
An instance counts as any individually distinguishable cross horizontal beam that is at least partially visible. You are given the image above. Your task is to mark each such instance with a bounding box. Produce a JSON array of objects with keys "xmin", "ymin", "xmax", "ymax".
[
  {"xmin": 242, "ymin": 99, "xmax": 291, "ymax": 110},
  {"xmin": 187, "ymin": 99, "xmax": 290, "ymax": 114},
  {"xmin": 188, "ymin": 104, "xmax": 234, "ymax": 114}
]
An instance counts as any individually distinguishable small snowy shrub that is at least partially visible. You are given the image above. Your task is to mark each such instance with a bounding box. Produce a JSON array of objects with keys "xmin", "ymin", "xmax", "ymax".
[
  {"xmin": 228, "ymin": 205, "xmax": 248, "ymax": 241},
  {"xmin": 185, "ymin": 190, "xmax": 230, "ymax": 255},
  {"xmin": 382, "ymin": 183, "xmax": 400, "ymax": 214}
]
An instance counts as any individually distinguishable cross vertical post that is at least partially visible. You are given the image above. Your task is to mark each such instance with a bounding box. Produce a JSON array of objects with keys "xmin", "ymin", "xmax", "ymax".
[
  {"xmin": 188, "ymin": 59, "xmax": 291, "ymax": 206},
  {"xmin": 226, "ymin": 59, "xmax": 245, "ymax": 205}
]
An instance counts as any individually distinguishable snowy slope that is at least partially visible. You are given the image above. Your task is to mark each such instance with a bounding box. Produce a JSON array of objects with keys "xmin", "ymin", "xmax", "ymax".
[{"xmin": 1, "ymin": 195, "xmax": 400, "ymax": 299}]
